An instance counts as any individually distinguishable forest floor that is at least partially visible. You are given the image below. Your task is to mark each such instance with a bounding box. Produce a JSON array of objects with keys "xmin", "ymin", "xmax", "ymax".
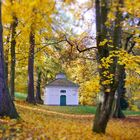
[{"xmin": 0, "ymin": 101, "xmax": 140, "ymax": 140}]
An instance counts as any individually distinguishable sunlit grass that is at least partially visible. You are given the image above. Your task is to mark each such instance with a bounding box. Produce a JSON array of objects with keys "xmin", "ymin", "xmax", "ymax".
[{"xmin": 15, "ymin": 92, "xmax": 140, "ymax": 115}]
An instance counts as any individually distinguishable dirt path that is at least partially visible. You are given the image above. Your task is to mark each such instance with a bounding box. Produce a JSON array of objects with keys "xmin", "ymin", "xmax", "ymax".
[
  {"xmin": 15, "ymin": 102, "xmax": 140, "ymax": 122},
  {"xmin": 15, "ymin": 103, "xmax": 94, "ymax": 119}
]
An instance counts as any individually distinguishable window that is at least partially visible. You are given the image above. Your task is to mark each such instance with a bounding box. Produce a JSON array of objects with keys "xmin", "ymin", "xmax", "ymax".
[{"xmin": 60, "ymin": 90, "xmax": 66, "ymax": 93}]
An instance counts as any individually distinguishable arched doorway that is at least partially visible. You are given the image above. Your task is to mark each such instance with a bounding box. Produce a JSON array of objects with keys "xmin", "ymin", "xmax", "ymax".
[{"xmin": 60, "ymin": 95, "xmax": 66, "ymax": 106}]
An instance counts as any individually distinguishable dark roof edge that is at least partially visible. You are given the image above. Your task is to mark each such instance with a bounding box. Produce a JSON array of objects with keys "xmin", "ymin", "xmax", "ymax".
[
  {"xmin": 45, "ymin": 79, "xmax": 79, "ymax": 87},
  {"xmin": 46, "ymin": 85, "xmax": 79, "ymax": 87}
]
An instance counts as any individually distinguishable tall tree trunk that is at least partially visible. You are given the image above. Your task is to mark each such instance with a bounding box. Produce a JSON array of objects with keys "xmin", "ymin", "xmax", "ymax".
[
  {"xmin": 5, "ymin": 47, "xmax": 9, "ymax": 84},
  {"xmin": 93, "ymin": 0, "xmax": 123, "ymax": 133},
  {"xmin": 10, "ymin": 15, "xmax": 18, "ymax": 100},
  {"xmin": 111, "ymin": 0, "xmax": 126, "ymax": 118},
  {"xmin": 112, "ymin": 65, "xmax": 126, "ymax": 118},
  {"xmin": 0, "ymin": 1, "xmax": 19, "ymax": 118},
  {"xmin": 35, "ymin": 67, "xmax": 43, "ymax": 104},
  {"xmin": 5, "ymin": 27, "xmax": 11, "ymax": 84},
  {"xmin": 93, "ymin": 0, "xmax": 112, "ymax": 133},
  {"xmin": 26, "ymin": 28, "xmax": 36, "ymax": 104}
]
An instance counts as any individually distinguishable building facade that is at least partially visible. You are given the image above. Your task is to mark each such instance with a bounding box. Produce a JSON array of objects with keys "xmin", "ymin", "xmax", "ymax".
[{"xmin": 44, "ymin": 73, "xmax": 79, "ymax": 106}]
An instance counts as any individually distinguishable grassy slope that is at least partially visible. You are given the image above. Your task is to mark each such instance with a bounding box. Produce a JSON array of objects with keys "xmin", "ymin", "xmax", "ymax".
[{"xmin": 15, "ymin": 92, "xmax": 140, "ymax": 115}]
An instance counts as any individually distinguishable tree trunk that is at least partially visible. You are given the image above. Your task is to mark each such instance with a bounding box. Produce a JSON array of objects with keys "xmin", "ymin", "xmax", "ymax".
[
  {"xmin": 35, "ymin": 68, "xmax": 43, "ymax": 104},
  {"xmin": 0, "ymin": 1, "xmax": 19, "ymax": 118},
  {"xmin": 93, "ymin": 0, "xmax": 112, "ymax": 133},
  {"xmin": 5, "ymin": 27, "xmax": 11, "ymax": 84},
  {"xmin": 111, "ymin": 0, "xmax": 125, "ymax": 118},
  {"xmin": 93, "ymin": 0, "xmax": 123, "ymax": 133},
  {"xmin": 26, "ymin": 28, "xmax": 36, "ymax": 104},
  {"xmin": 93, "ymin": 90, "xmax": 115, "ymax": 133},
  {"xmin": 10, "ymin": 15, "xmax": 18, "ymax": 100},
  {"xmin": 112, "ymin": 65, "xmax": 126, "ymax": 118}
]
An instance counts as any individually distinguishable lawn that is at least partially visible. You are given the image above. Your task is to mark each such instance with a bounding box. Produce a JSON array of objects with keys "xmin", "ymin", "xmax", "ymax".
[
  {"xmin": 40, "ymin": 105, "xmax": 140, "ymax": 116},
  {"xmin": 15, "ymin": 92, "xmax": 140, "ymax": 116},
  {"xmin": 40, "ymin": 105, "xmax": 97, "ymax": 115},
  {"xmin": 15, "ymin": 92, "xmax": 27, "ymax": 100},
  {"xmin": 0, "ymin": 101, "xmax": 140, "ymax": 140}
]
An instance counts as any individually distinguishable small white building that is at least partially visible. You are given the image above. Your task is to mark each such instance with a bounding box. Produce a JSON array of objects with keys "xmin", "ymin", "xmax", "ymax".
[{"xmin": 44, "ymin": 73, "xmax": 79, "ymax": 106}]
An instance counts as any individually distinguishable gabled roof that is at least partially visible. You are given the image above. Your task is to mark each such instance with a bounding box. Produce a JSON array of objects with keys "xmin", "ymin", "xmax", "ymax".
[
  {"xmin": 46, "ymin": 78, "xmax": 79, "ymax": 87},
  {"xmin": 46, "ymin": 73, "xmax": 79, "ymax": 88}
]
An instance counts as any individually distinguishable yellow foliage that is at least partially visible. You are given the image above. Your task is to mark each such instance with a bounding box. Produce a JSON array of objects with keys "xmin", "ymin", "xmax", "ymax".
[
  {"xmin": 64, "ymin": 0, "xmax": 75, "ymax": 4},
  {"xmin": 125, "ymin": 70, "xmax": 140, "ymax": 110},
  {"xmin": 79, "ymin": 76, "xmax": 99, "ymax": 105},
  {"xmin": 129, "ymin": 104, "xmax": 139, "ymax": 111},
  {"xmin": 107, "ymin": 11, "xmax": 116, "ymax": 21},
  {"xmin": 124, "ymin": 0, "xmax": 140, "ymax": 17},
  {"xmin": 99, "ymin": 39, "xmax": 108, "ymax": 47},
  {"xmin": 99, "ymin": 49, "xmax": 140, "ymax": 86},
  {"xmin": 105, "ymin": 88, "xmax": 111, "ymax": 93}
]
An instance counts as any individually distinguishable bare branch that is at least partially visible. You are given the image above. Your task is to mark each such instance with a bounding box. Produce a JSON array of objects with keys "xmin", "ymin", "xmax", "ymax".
[{"xmin": 64, "ymin": 35, "xmax": 97, "ymax": 53}]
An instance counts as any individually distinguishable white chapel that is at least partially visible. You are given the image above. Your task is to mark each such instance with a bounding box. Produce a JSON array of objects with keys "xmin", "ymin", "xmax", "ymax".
[{"xmin": 44, "ymin": 73, "xmax": 79, "ymax": 106}]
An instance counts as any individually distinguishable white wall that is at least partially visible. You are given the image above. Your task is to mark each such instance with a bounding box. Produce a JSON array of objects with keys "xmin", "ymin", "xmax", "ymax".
[{"xmin": 44, "ymin": 86, "xmax": 79, "ymax": 105}]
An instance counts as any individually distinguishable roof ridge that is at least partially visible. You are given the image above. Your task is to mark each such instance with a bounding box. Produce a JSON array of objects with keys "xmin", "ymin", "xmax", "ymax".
[{"xmin": 46, "ymin": 78, "xmax": 79, "ymax": 87}]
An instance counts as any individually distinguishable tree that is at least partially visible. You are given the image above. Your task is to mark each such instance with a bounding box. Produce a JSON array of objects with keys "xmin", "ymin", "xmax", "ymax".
[
  {"xmin": 0, "ymin": 0, "xmax": 18, "ymax": 118},
  {"xmin": 26, "ymin": 25, "xmax": 36, "ymax": 104},
  {"xmin": 35, "ymin": 67, "xmax": 43, "ymax": 104},
  {"xmin": 112, "ymin": 65, "xmax": 126, "ymax": 118},
  {"xmin": 24, "ymin": 0, "xmax": 55, "ymax": 103},
  {"xmin": 112, "ymin": 16, "xmax": 140, "ymax": 117},
  {"xmin": 10, "ymin": 0, "xmax": 18, "ymax": 100},
  {"xmin": 4, "ymin": 26, "xmax": 11, "ymax": 85},
  {"xmin": 93, "ymin": 0, "xmax": 123, "ymax": 133}
]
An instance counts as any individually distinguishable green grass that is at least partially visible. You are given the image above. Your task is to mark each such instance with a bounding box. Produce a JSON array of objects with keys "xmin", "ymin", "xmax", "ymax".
[
  {"xmin": 123, "ymin": 110, "xmax": 140, "ymax": 116},
  {"xmin": 15, "ymin": 92, "xmax": 140, "ymax": 116},
  {"xmin": 15, "ymin": 92, "xmax": 27, "ymax": 100},
  {"xmin": 41, "ymin": 105, "xmax": 97, "ymax": 115},
  {"xmin": 42, "ymin": 105, "xmax": 140, "ymax": 115}
]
